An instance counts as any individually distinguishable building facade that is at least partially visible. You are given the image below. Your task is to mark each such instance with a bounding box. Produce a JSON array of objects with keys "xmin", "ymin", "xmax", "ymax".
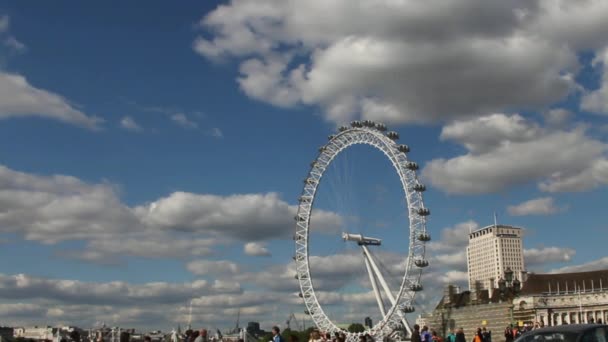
[
  {"xmin": 516, "ymin": 270, "xmax": 608, "ymax": 325},
  {"xmin": 467, "ymin": 224, "xmax": 525, "ymax": 291}
]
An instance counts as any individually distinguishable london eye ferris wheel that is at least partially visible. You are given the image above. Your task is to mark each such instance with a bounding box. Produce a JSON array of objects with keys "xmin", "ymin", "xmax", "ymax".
[{"xmin": 294, "ymin": 120, "xmax": 431, "ymax": 341}]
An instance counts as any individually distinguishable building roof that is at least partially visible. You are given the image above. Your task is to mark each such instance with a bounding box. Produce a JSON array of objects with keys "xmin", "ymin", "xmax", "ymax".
[{"xmin": 520, "ymin": 269, "xmax": 608, "ymax": 295}]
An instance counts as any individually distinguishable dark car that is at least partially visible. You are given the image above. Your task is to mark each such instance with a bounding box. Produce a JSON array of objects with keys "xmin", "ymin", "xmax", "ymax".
[{"xmin": 515, "ymin": 324, "xmax": 608, "ymax": 342}]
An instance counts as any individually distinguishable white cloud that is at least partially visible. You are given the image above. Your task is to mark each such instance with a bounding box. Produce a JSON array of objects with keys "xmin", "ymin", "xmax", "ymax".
[
  {"xmin": 0, "ymin": 273, "xmax": 236, "ymax": 305},
  {"xmin": 581, "ymin": 48, "xmax": 608, "ymax": 114},
  {"xmin": 171, "ymin": 113, "xmax": 198, "ymax": 129},
  {"xmin": 60, "ymin": 235, "xmax": 216, "ymax": 264},
  {"xmin": 135, "ymin": 191, "xmax": 343, "ymax": 241},
  {"xmin": 543, "ymin": 108, "xmax": 572, "ymax": 126},
  {"xmin": 0, "ymin": 15, "xmax": 8, "ymax": 33},
  {"xmin": 507, "ymin": 197, "xmax": 563, "ymax": 216},
  {"xmin": 191, "ymin": 0, "xmax": 608, "ymax": 125},
  {"xmin": 423, "ymin": 114, "xmax": 608, "ymax": 194},
  {"xmin": 208, "ymin": 127, "xmax": 223, "ymax": 138},
  {"xmin": 186, "ymin": 260, "xmax": 240, "ymax": 276},
  {"xmin": 551, "ymin": 256, "xmax": 608, "ymax": 273},
  {"xmin": 0, "ymin": 15, "xmax": 26, "ymax": 53},
  {"xmin": 120, "ymin": 116, "xmax": 143, "ymax": 132},
  {"xmin": 0, "ymin": 164, "xmax": 343, "ymax": 248},
  {"xmin": 0, "ymin": 72, "xmax": 101, "ymax": 129},
  {"xmin": 244, "ymin": 242, "xmax": 271, "ymax": 257},
  {"xmin": 525, "ymin": 247, "xmax": 576, "ymax": 267}
]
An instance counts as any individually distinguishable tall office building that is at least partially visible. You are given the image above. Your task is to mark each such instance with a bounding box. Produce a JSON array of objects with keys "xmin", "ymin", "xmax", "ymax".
[{"xmin": 466, "ymin": 224, "xmax": 525, "ymax": 291}]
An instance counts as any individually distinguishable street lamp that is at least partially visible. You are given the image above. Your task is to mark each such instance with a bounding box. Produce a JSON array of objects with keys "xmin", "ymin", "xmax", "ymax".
[
  {"xmin": 505, "ymin": 267, "xmax": 514, "ymax": 286},
  {"xmin": 498, "ymin": 278, "xmax": 506, "ymax": 294}
]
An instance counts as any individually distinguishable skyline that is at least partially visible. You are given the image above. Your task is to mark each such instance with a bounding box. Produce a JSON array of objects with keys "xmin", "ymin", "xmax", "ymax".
[{"xmin": 1, "ymin": 0, "xmax": 608, "ymax": 332}]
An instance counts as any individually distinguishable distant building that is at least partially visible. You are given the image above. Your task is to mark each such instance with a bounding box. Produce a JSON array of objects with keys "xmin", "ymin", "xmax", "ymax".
[
  {"xmin": 422, "ymin": 221, "xmax": 608, "ymax": 339},
  {"xmin": 13, "ymin": 326, "xmax": 55, "ymax": 340},
  {"xmin": 467, "ymin": 224, "xmax": 525, "ymax": 291}
]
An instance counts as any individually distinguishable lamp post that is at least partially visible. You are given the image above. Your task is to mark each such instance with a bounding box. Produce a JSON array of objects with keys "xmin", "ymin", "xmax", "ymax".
[
  {"xmin": 499, "ymin": 268, "xmax": 521, "ymax": 327},
  {"xmin": 505, "ymin": 267, "xmax": 514, "ymax": 286}
]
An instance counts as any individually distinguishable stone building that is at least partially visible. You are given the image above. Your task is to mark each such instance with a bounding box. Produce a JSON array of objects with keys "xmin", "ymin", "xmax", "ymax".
[{"xmin": 422, "ymin": 269, "xmax": 608, "ymax": 339}]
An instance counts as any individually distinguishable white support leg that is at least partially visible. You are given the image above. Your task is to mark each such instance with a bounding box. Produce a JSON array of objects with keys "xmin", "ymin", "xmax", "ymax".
[
  {"xmin": 362, "ymin": 246, "xmax": 413, "ymax": 337},
  {"xmin": 364, "ymin": 252, "xmax": 387, "ymax": 317}
]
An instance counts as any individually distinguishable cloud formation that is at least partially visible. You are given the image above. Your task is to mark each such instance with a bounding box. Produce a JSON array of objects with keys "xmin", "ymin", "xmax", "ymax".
[
  {"xmin": 120, "ymin": 116, "xmax": 143, "ymax": 132},
  {"xmin": 0, "ymin": 72, "xmax": 102, "ymax": 129},
  {"xmin": 0, "ymin": 164, "xmax": 343, "ymax": 261},
  {"xmin": 507, "ymin": 197, "xmax": 563, "ymax": 216},
  {"xmin": 422, "ymin": 114, "xmax": 608, "ymax": 194},
  {"xmin": 194, "ymin": 0, "xmax": 608, "ymax": 125}
]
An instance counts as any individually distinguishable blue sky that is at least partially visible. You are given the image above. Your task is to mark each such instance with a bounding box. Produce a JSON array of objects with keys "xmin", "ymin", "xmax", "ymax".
[{"xmin": 1, "ymin": 0, "xmax": 608, "ymax": 332}]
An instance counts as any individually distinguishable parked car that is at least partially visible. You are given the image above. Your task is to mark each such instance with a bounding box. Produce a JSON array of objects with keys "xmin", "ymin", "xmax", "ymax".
[{"xmin": 515, "ymin": 324, "xmax": 607, "ymax": 342}]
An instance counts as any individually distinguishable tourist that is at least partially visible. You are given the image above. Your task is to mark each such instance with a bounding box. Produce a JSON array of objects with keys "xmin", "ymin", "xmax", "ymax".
[
  {"xmin": 481, "ymin": 327, "xmax": 491, "ymax": 342},
  {"xmin": 190, "ymin": 331, "xmax": 200, "ymax": 342},
  {"xmin": 504, "ymin": 325, "xmax": 513, "ymax": 342},
  {"xmin": 472, "ymin": 328, "xmax": 482, "ymax": 342},
  {"xmin": 446, "ymin": 329, "xmax": 456, "ymax": 342},
  {"xmin": 431, "ymin": 329, "xmax": 443, "ymax": 342},
  {"xmin": 309, "ymin": 330, "xmax": 322, "ymax": 342},
  {"xmin": 420, "ymin": 326, "xmax": 431, "ymax": 342},
  {"xmin": 455, "ymin": 327, "xmax": 466, "ymax": 342},
  {"xmin": 411, "ymin": 324, "xmax": 421, "ymax": 342},
  {"xmin": 194, "ymin": 329, "xmax": 208, "ymax": 342},
  {"xmin": 288, "ymin": 335, "xmax": 299, "ymax": 342},
  {"xmin": 272, "ymin": 326, "xmax": 284, "ymax": 342}
]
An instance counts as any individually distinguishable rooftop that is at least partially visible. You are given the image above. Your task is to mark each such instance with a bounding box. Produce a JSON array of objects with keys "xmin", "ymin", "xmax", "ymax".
[{"xmin": 520, "ymin": 269, "xmax": 608, "ymax": 295}]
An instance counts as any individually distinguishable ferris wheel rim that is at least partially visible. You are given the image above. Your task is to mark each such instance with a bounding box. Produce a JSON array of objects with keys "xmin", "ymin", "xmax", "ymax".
[{"xmin": 294, "ymin": 124, "xmax": 430, "ymax": 340}]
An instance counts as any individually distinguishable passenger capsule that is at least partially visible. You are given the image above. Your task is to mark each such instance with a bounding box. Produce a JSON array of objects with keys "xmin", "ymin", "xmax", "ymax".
[
  {"xmin": 328, "ymin": 134, "xmax": 335, "ymax": 140},
  {"xmin": 304, "ymin": 178, "xmax": 317, "ymax": 185},
  {"xmin": 362, "ymin": 120, "xmax": 375, "ymax": 127},
  {"xmin": 414, "ymin": 259, "xmax": 429, "ymax": 268},
  {"xmin": 402, "ymin": 306, "xmax": 415, "ymax": 313},
  {"xmin": 410, "ymin": 284, "xmax": 423, "ymax": 292},
  {"xmin": 318, "ymin": 146, "xmax": 326, "ymax": 153},
  {"xmin": 417, "ymin": 208, "xmax": 431, "ymax": 216},
  {"xmin": 294, "ymin": 215, "xmax": 306, "ymax": 222},
  {"xmin": 406, "ymin": 162, "xmax": 419, "ymax": 171},
  {"xmin": 338, "ymin": 126, "xmax": 349, "ymax": 132},
  {"xmin": 413, "ymin": 183, "xmax": 426, "ymax": 192},
  {"xmin": 375, "ymin": 123, "xmax": 387, "ymax": 131},
  {"xmin": 386, "ymin": 131, "xmax": 400, "ymax": 140},
  {"xmin": 398, "ymin": 145, "xmax": 410, "ymax": 153},
  {"xmin": 351, "ymin": 121, "xmax": 363, "ymax": 128},
  {"xmin": 417, "ymin": 233, "xmax": 431, "ymax": 242}
]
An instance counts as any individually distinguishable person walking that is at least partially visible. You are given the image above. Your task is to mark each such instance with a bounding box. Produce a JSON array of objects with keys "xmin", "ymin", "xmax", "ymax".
[
  {"xmin": 504, "ymin": 325, "xmax": 514, "ymax": 342},
  {"xmin": 472, "ymin": 328, "xmax": 482, "ymax": 342},
  {"xmin": 446, "ymin": 329, "xmax": 456, "ymax": 342},
  {"xmin": 421, "ymin": 326, "xmax": 431, "ymax": 342},
  {"xmin": 272, "ymin": 326, "xmax": 284, "ymax": 342},
  {"xmin": 411, "ymin": 324, "xmax": 422, "ymax": 342},
  {"xmin": 455, "ymin": 328, "xmax": 466, "ymax": 342}
]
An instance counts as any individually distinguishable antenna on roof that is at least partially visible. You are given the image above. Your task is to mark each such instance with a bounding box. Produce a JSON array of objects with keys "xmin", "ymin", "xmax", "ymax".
[{"xmin": 493, "ymin": 211, "xmax": 498, "ymax": 228}]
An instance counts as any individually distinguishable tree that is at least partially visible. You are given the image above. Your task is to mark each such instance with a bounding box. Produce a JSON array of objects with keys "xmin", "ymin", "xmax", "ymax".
[{"xmin": 347, "ymin": 324, "xmax": 365, "ymax": 333}]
